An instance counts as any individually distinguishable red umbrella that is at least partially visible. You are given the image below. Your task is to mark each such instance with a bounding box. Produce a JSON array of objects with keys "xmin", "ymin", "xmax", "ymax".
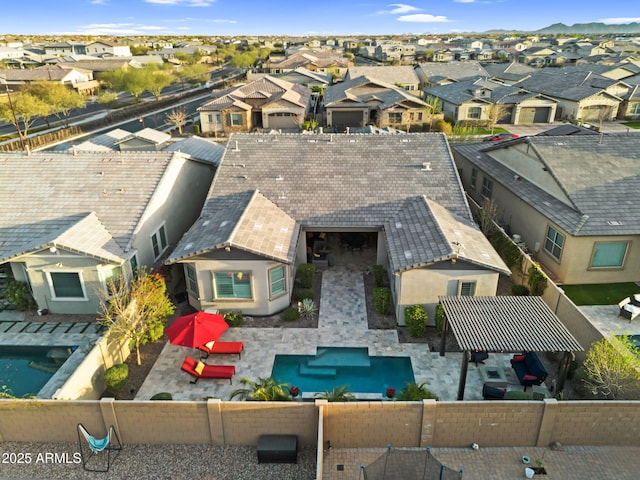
[{"xmin": 165, "ymin": 311, "xmax": 229, "ymax": 349}]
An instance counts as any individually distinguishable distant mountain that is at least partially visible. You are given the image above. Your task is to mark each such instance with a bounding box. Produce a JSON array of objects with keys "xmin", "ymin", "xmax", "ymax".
[{"xmin": 536, "ymin": 22, "xmax": 640, "ymax": 34}]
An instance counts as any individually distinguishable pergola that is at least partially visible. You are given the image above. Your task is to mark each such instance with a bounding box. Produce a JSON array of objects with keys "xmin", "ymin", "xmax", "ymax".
[{"xmin": 438, "ymin": 296, "xmax": 583, "ymax": 400}]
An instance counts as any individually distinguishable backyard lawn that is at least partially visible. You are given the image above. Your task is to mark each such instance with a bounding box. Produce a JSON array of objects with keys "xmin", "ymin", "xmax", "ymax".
[
  {"xmin": 560, "ymin": 282, "xmax": 639, "ymax": 306},
  {"xmin": 622, "ymin": 121, "xmax": 640, "ymax": 129}
]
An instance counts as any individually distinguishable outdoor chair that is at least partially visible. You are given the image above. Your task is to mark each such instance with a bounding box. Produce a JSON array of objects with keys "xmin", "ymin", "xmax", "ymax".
[
  {"xmin": 180, "ymin": 356, "xmax": 235, "ymax": 384},
  {"xmin": 77, "ymin": 423, "xmax": 122, "ymax": 472},
  {"xmin": 198, "ymin": 340, "xmax": 244, "ymax": 359},
  {"xmin": 619, "ymin": 297, "xmax": 640, "ymax": 322}
]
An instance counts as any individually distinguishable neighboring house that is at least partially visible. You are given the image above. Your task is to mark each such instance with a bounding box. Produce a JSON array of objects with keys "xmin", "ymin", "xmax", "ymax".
[
  {"xmin": 45, "ymin": 41, "xmax": 86, "ymax": 56},
  {"xmin": 266, "ymin": 49, "xmax": 349, "ymax": 77},
  {"xmin": 346, "ymin": 66, "xmax": 420, "ymax": 95},
  {"xmin": 198, "ymin": 76, "xmax": 311, "ymax": 134},
  {"xmin": 0, "ymin": 151, "xmax": 216, "ymax": 314},
  {"xmin": 323, "ymin": 75, "xmax": 431, "ymax": 130},
  {"xmin": 166, "ymin": 133, "xmax": 509, "ymax": 324},
  {"xmin": 85, "ymin": 40, "xmax": 131, "ymax": 57},
  {"xmin": 454, "ymin": 136, "xmax": 640, "ymax": 285},
  {"xmin": 0, "ymin": 65, "xmax": 92, "ymax": 87},
  {"xmin": 414, "ymin": 61, "xmax": 490, "ymax": 89},
  {"xmin": 374, "ymin": 44, "xmax": 416, "ymax": 63},
  {"xmin": 274, "ymin": 67, "xmax": 332, "ymax": 89},
  {"xmin": 53, "ymin": 128, "xmax": 132, "ymax": 152},
  {"xmin": 115, "ymin": 128, "xmax": 172, "ymax": 152},
  {"xmin": 424, "ymin": 77, "xmax": 557, "ymax": 125},
  {"xmin": 515, "ymin": 70, "xmax": 627, "ymax": 121},
  {"xmin": 0, "ymin": 46, "xmax": 25, "ymax": 61},
  {"xmin": 481, "ymin": 62, "xmax": 537, "ymax": 84}
]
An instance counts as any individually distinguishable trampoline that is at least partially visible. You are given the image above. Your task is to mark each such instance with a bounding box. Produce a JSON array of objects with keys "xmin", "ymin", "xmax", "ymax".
[{"xmin": 360, "ymin": 445, "xmax": 463, "ymax": 480}]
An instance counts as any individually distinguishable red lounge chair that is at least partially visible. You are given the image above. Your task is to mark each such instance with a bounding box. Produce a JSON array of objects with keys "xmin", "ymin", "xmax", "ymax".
[
  {"xmin": 198, "ymin": 341, "xmax": 244, "ymax": 359},
  {"xmin": 180, "ymin": 356, "xmax": 235, "ymax": 384}
]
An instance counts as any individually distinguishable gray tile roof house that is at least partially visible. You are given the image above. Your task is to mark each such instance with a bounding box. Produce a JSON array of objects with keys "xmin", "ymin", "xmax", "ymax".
[
  {"xmin": 165, "ymin": 136, "xmax": 226, "ymax": 167},
  {"xmin": 0, "ymin": 150, "xmax": 215, "ymax": 314},
  {"xmin": 168, "ymin": 133, "xmax": 509, "ymax": 320},
  {"xmin": 414, "ymin": 61, "xmax": 490, "ymax": 88},
  {"xmin": 454, "ymin": 136, "xmax": 640, "ymax": 284},
  {"xmin": 346, "ymin": 66, "xmax": 420, "ymax": 92}
]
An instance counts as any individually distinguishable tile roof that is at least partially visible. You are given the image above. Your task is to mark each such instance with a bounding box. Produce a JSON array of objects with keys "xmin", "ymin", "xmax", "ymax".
[
  {"xmin": 324, "ymin": 75, "xmax": 428, "ymax": 110},
  {"xmin": 455, "ymin": 135, "xmax": 640, "ymax": 236},
  {"xmin": 54, "ymin": 128, "xmax": 132, "ymax": 152},
  {"xmin": 415, "ymin": 61, "xmax": 489, "ymax": 82},
  {"xmin": 0, "ymin": 151, "xmax": 182, "ymax": 262},
  {"xmin": 347, "ymin": 66, "xmax": 419, "ymax": 85},
  {"xmin": 116, "ymin": 127, "xmax": 171, "ymax": 146},
  {"xmin": 170, "ymin": 133, "xmax": 508, "ymax": 273},
  {"xmin": 166, "ymin": 136, "xmax": 226, "ymax": 166},
  {"xmin": 516, "ymin": 70, "xmax": 623, "ymax": 101}
]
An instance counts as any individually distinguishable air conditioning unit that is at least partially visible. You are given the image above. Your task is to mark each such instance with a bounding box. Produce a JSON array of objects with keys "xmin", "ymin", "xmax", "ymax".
[{"xmin": 512, "ymin": 234, "xmax": 521, "ymax": 243}]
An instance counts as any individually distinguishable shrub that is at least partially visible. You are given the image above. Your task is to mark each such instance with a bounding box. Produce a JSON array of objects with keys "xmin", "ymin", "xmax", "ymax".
[
  {"xmin": 373, "ymin": 287, "xmax": 391, "ymax": 315},
  {"xmin": 504, "ymin": 390, "xmax": 532, "ymax": 400},
  {"xmin": 294, "ymin": 288, "xmax": 314, "ymax": 302},
  {"xmin": 150, "ymin": 392, "xmax": 173, "ymax": 400},
  {"xmin": 299, "ymin": 298, "xmax": 317, "ymax": 319},
  {"xmin": 104, "ymin": 364, "xmax": 128, "ymax": 396},
  {"xmin": 397, "ymin": 382, "xmax": 438, "ymax": 401},
  {"xmin": 283, "ymin": 307, "xmax": 300, "ymax": 322},
  {"xmin": 435, "ymin": 304, "xmax": 445, "ymax": 335},
  {"xmin": 511, "ymin": 284, "xmax": 530, "ymax": 296},
  {"xmin": 193, "ymin": 124, "xmax": 200, "ymax": 134},
  {"xmin": 433, "ymin": 119, "xmax": 452, "ymax": 135},
  {"xmin": 223, "ymin": 311, "xmax": 244, "ymax": 327},
  {"xmin": 405, "ymin": 304, "xmax": 428, "ymax": 337},
  {"xmin": 315, "ymin": 385, "xmax": 356, "ymax": 402},
  {"xmin": 297, "ymin": 264, "xmax": 315, "ymax": 289},
  {"xmin": 371, "ymin": 265, "xmax": 385, "ymax": 288},
  {"xmin": 4, "ymin": 279, "xmax": 37, "ymax": 311},
  {"xmin": 527, "ymin": 264, "xmax": 548, "ymax": 296}
]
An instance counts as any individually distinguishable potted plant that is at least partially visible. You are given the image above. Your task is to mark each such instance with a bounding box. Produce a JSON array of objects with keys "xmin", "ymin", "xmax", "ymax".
[
  {"xmin": 289, "ymin": 386, "xmax": 301, "ymax": 400},
  {"xmin": 385, "ymin": 387, "xmax": 396, "ymax": 399}
]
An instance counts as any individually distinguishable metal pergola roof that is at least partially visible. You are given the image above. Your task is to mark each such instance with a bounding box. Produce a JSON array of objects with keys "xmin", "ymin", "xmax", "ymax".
[{"xmin": 439, "ymin": 296, "xmax": 583, "ymax": 353}]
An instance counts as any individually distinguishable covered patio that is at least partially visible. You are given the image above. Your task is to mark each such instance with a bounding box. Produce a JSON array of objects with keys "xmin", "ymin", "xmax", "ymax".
[{"xmin": 438, "ymin": 296, "xmax": 583, "ymax": 400}]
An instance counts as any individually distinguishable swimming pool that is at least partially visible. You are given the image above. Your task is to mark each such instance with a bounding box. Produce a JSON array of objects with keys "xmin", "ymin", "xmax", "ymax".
[
  {"xmin": 0, "ymin": 345, "xmax": 76, "ymax": 398},
  {"xmin": 271, "ymin": 347, "xmax": 415, "ymax": 396}
]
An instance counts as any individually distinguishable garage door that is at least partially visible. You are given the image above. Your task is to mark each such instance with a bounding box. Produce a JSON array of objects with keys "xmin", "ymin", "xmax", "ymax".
[
  {"xmin": 332, "ymin": 110, "xmax": 364, "ymax": 129},
  {"xmin": 267, "ymin": 112, "xmax": 299, "ymax": 129},
  {"xmin": 519, "ymin": 107, "xmax": 550, "ymax": 124}
]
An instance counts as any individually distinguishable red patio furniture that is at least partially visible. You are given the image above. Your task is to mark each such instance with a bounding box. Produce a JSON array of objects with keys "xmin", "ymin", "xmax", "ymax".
[
  {"xmin": 198, "ymin": 341, "xmax": 244, "ymax": 359},
  {"xmin": 180, "ymin": 356, "xmax": 235, "ymax": 384}
]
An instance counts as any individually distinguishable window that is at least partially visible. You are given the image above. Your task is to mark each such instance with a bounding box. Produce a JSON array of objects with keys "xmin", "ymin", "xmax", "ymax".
[
  {"xmin": 544, "ymin": 226, "xmax": 564, "ymax": 260},
  {"xmin": 388, "ymin": 112, "xmax": 402, "ymax": 123},
  {"xmin": 467, "ymin": 107, "xmax": 481, "ymax": 119},
  {"xmin": 269, "ymin": 266, "xmax": 286, "ymax": 298},
  {"xmin": 458, "ymin": 281, "xmax": 476, "ymax": 296},
  {"xmin": 47, "ymin": 271, "xmax": 87, "ymax": 300},
  {"xmin": 228, "ymin": 113, "xmax": 243, "ymax": 126},
  {"xmin": 630, "ymin": 103, "xmax": 640, "ymax": 115},
  {"xmin": 151, "ymin": 224, "xmax": 168, "ymax": 260},
  {"xmin": 410, "ymin": 112, "xmax": 423, "ymax": 122},
  {"xmin": 129, "ymin": 254, "xmax": 138, "ymax": 277},
  {"xmin": 186, "ymin": 264, "xmax": 199, "ymax": 296},
  {"xmin": 215, "ymin": 113, "xmax": 222, "ymax": 125},
  {"xmin": 481, "ymin": 176, "xmax": 493, "ymax": 198},
  {"xmin": 214, "ymin": 271, "xmax": 252, "ymax": 299},
  {"xmin": 470, "ymin": 168, "xmax": 478, "ymax": 190},
  {"xmin": 590, "ymin": 242, "xmax": 628, "ymax": 268}
]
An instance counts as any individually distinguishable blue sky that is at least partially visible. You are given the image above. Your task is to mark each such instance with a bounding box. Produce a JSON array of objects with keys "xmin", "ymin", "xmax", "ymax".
[{"xmin": 2, "ymin": 0, "xmax": 638, "ymax": 36}]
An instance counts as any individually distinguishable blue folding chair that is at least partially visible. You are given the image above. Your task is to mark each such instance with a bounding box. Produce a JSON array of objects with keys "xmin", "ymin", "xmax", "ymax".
[{"xmin": 77, "ymin": 423, "xmax": 122, "ymax": 472}]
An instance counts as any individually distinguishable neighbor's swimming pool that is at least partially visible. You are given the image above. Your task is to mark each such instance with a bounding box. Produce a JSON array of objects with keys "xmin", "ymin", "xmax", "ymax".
[
  {"xmin": 271, "ymin": 346, "xmax": 415, "ymax": 395},
  {"xmin": 0, "ymin": 345, "xmax": 76, "ymax": 398}
]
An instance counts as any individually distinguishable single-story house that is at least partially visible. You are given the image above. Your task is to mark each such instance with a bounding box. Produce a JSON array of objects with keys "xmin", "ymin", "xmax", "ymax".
[
  {"xmin": 346, "ymin": 66, "xmax": 421, "ymax": 95},
  {"xmin": 454, "ymin": 135, "xmax": 640, "ymax": 285},
  {"xmin": 0, "ymin": 151, "xmax": 215, "ymax": 314},
  {"xmin": 167, "ymin": 133, "xmax": 509, "ymax": 324},
  {"xmin": 198, "ymin": 76, "xmax": 312, "ymax": 134}
]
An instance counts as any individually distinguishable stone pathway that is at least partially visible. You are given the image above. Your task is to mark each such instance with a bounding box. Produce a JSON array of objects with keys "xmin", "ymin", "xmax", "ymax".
[{"xmin": 318, "ymin": 268, "xmax": 368, "ymax": 332}]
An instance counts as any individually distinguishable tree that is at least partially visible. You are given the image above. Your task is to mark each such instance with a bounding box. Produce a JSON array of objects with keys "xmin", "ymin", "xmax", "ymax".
[
  {"xmin": 486, "ymin": 103, "xmax": 510, "ymax": 133},
  {"xmin": 229, "ymin": 376, "xmax": 290, "ymax": 401},
  {"xmin": 582, "ymin": 336, "xmax": 640, "ymax": 399},
  {"xmin": 0, "ymin": 91, "xmax": 49, "ymax": 138},
  {"xmin": 147, "ymin": 68, "xmax": 174, "ymax": 100},
  {"xmin": 479, "ymin": 197, "xmax": 500, "ymax": 237},
  {"xmin": 178, "ymin": 64, "xmax": 210, "ymax": 86},
  {"xmin": 165, "ymin": 108, "xmax": 188, "ymax": 135},
  {"xmin": 26, "ymin": 81, "xmax": 86, "ymax": 126},
  {"xmin": 424, "ymin": 95, "xmax": 442, "ymax": 114},
  {"xmin": 98, "ymin": 270, "xmax": 175, "ymax": 365}
]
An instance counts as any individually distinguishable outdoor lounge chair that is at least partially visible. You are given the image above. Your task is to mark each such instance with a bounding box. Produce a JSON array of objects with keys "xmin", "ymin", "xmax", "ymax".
[
  {"xmin": 619, "ymin": 297, "xmax": 640, "ymax": 322},
  {"xmin": 198, "ymin": 340, "xmax": 244, "ymax": 359},
  {"xmin": 77, "ymin": 423, "xmax": 122, "ymax": 472},
  {"xmin": 180, "ymin": 356, "xmax": 235, "ymax": 384}
]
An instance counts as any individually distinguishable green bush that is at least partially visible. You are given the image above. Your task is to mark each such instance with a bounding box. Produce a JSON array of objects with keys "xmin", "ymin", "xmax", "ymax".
[
  {"xmin": 294, "ymin": 288, "xmax": 314, "ymax": 302},
  {"xmin": 223, "ymin": 311, "xmax": 244, "ymax": 327},
  {"xmin": 371, "ymin": 265, "xmax": 385, "ymax": 288},
  {"xmin": 433, "ymin": 119, "xmax": 452, "ymax": 135},
  {"xmin": 4, "ymin": 279, "xmax": 37, "ymax": 311},
  {"xmin": 405, "ymin": 304, "xmax": 428, "ymax": 337},
  {"xmin": 373, "ymin": 287, "xmax": 391, "ymax": 315},
  {"xmin": 504, "ymin": 390, "xmax": 532, "ymax": 400},
  {"xmin": 299, "ymin": 298, "xmax": 317, "ymax": 319},
  {"xmin": 104, "ymin": 364, "xmax": 128, "ymax": 396},
  {"xmin": 397, "ymin": 382, "xmax": 438, "ymax": 401},
  {"xmin": 511, "ymin": 284, "xmax": 530, "ymax": 296},
  {"xmin": 193, "ymin": 124, "xmax": 200, "ymax": 134},
  {"xmin": 527, "ymin": 265, "xmax": 548, "ymax": 296},
  {"xmin": 297, "ymin": 264, "xmax": 315, "ymax": 289},
  {"xmin": 435, "ymin": 304, "xmax": 445, "ymax": 336},
  {"xmin": 150, "ymin": 392, "xmax": 173, "ymax": 400},
  {"xmin": 283, "ymin": 307, "xmax": 300, "ymax": 322}
]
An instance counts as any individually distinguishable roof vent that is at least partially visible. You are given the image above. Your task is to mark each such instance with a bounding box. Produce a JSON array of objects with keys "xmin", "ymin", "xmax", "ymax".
[
  {"xmin": 401, "ymin": 138, "xmax": 410, "ymax": 143},
  {"xmin": 185, "ymin": 242, "xmax": 193, "ymax": 250},
  {"xmin": 280, "ymin": 226, "xmax": 289, "ymax": 233},
  {"xmin": 220, "ymin": 220, "xmax": 229, "ymax": 227},
  {"xmin": 232, "ymin": 140, "xmax": 240, "ymax": 152},
  {"xmin": 404, "ymin": 251, "xmax": 412, "ymax": 259},
  {"xmin": 274, "ymin": 244, "xmax": 284, "ymax": 251},
  {"xmin": 202, "ymin": 220, "xmax": 210, "ymax": 226},
  {"xmin": 421, "ymin": 162, "xmax": 432, "ymax": 171},
  {"xmin": 253, "ymin": 223, "xmax": 262, "ymax": 231},
  {"xmin": 607, "ymin": 220, "xmax": 624, "ymax": 226},
  {"xmin": 395, "ymin": 222, "xmax": 403, "ymax": 229},
  {"xmin": 276, "ymin": 175, "xmax": 284, "ymax": 181}
]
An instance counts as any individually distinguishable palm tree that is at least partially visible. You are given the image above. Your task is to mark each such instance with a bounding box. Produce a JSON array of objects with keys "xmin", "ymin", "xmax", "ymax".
[
  {"xmin": 315, "ymin": 385, "xmax": 356, "ymax": 402},
  {"xmin": 229, "ymin": 376, "xmax": 290, "ymax": 401}
]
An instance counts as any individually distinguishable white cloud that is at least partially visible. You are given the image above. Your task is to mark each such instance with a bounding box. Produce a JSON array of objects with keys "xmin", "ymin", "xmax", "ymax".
[
  {"xmin": 78, "ymin": 22, "xmax": 166, "ymax": 35},
  {"xmin": 377, "ymin": 3, "xmax": 419, "ymax": 14},
  {"xmin": 211, "ymin": 19, "xmax": 237, "ymax": 24},
  {"xmin": 144, "ymin": 0, "xmax": 214, "ymax": 6},
  {"xmin": 89, "ymin": 0, "xmax": 108, "ymax": 4},
  {"xmin": 453, "ymin": 0, "xmax": 475, "ymax": 3},
  {"xmin": 398, "ymin": 14, "xmax": 449, "ymax": 23},
  {"xmin": 600, "ymin": 17, "xmax": 640, "ymax": 24}
]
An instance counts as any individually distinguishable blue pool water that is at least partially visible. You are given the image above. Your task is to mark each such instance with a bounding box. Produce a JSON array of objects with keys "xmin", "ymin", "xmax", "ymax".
[
  {"xmin": 625, "ymin": 335, "xmax": 640, "ymax": 350},
  {"xmin": 271, "ymin": 347, "xmax": 415, "ymax": 395},
  {"xmin": 0, "ymin": 346, "xmax": 76, "ymax": 398}
]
